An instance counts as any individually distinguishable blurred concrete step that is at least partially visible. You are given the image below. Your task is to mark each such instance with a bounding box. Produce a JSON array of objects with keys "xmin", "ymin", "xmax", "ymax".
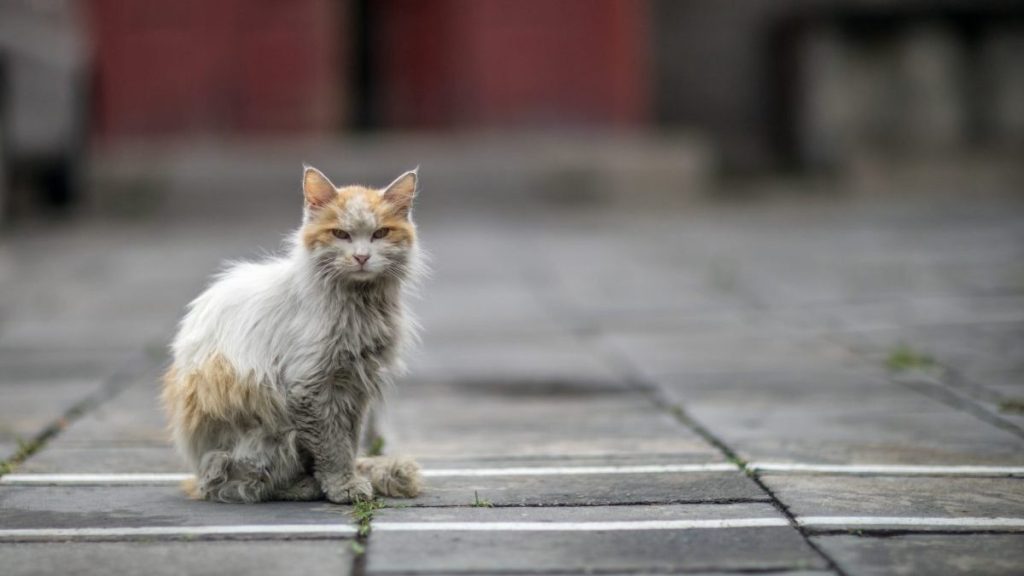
[{"xmin": 87, "ymin": 133, "xmax": 713, "ymax": 220}]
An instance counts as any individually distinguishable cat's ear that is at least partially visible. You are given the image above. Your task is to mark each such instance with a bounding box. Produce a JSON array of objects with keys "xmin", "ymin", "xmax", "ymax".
[
  {"xmin": 302, "ymin": 165, "xmax": 336, "ymax": 208},
  {"xmin": 381, "ymin": 168, "xmax": 418, "ymax": 218}
]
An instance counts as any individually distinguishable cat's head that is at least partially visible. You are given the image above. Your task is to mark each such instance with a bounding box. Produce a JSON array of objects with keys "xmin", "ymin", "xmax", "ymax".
[{"xmin": 299, "ymin": 166, "xmax": 419, "ymax": 284}]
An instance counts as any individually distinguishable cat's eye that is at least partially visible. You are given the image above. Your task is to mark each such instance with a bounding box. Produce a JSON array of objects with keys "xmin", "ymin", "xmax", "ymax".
[
  {"xmin": 371, "ymin": 227, "xmax": 390, "ymax": 240},
  {"xmin": 332, "ymin": 229, "xmax": 351, "ymax": 240}
]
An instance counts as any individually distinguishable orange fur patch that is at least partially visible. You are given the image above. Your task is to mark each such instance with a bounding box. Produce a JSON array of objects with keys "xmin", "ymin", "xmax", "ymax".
[{"xmin": 162, "ymin": 355, "xmax": 285, "ymax": 435}]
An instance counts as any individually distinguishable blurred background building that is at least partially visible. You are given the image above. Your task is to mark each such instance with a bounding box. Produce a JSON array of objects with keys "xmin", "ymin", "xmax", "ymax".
[{"xmin": 0, "ymin": 0, "xmax": 1022, "ymax": 221}]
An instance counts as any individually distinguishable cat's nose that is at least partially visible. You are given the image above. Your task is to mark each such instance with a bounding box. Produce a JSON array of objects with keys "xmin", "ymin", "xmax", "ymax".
[{"xmin": 354, "ymin": 255, "xmax": 370, "ymax": 266}]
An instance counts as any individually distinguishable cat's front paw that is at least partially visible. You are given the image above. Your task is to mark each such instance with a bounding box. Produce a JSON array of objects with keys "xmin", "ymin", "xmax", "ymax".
[{"xmin": 323, "ymin": 475, "xmax": 373, "ymax": 504}]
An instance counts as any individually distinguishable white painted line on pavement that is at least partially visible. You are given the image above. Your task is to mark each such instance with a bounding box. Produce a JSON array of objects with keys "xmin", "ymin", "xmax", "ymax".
[
  {"xmin": 372, "ymin": 518, "xmax": 790, "ymax": 531},
  {"xmin": 0, "ymin": 464, "xmax": 739, "ymax": 485},
  {"xmin": 748, "ymin": 463, "xmax": 1024, "ymax": 476},
  {"xmin": 799, "ymin": 516, "xmax": 1024, "ymax": 529},
  {"xmin": 421, "ymin": 463, "xmax": 740, "ymax": 477},
  {"xmin": 4, "ymin": 517, "xmax": 1024, "ymax": 541},
  {"xmin": 0, "ymin": 524, "xmax": 357, "ymax": 541},
  {"xmin": 5, "ymin": 462, "xmax": 1022, "ymax": 485},
  {"xmin": 1, "ymin": 473, "xmax": 193, "ymax": 485}
]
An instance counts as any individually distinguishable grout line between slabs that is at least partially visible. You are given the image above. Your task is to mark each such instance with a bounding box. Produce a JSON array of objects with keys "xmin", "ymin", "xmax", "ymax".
[
  {"xmin": 586, "ymin": 329, "xmax": 853, "ymax": 576},
  {"xmin": 0, "ymin": 350, "xmax": 162, "ymax": 477}
]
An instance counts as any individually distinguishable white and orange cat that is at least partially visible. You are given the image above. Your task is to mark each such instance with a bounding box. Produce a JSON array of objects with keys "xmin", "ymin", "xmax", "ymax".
[{"xmin": 162, "ymin": 166, "xmax": 424, "ymax": 503}]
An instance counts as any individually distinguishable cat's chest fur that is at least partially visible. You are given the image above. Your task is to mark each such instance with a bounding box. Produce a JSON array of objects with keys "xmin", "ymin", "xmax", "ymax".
[{"xmin": 287, "ymin": 282, "xmax": 402, "ymax": 388}]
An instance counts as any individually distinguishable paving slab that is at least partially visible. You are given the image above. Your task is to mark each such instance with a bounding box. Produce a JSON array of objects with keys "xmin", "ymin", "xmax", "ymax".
[
  {"xmin": 406, "ymin": 333, "xmax": 624, "ymax": 386},
  {"xmin": 0, "ymin": 348, "xmax": 131, "ymax": 461},
  {"xmin": 38, "ymin": 379, "xmax": 168, "ymax": 448},
  {"xmin": 16, "ymin": 446, "xmax": 183, "ymax": 473},
  {"xmin": 656, "ymin": 371, "xmax": 1024, "ymax": 465},
  {"xmin": 0, "ymin": 540, "xmax": 353, "ymax": 576},
  {"xmin": 0, "ymin": 378, "xmax": 106, "ymax": 458},
  {"xmin": 383, "ymin": 381, "xmax": 719, "ymax": 459},
  {"xmin": 753, "ymin": 296, "xmax": 1024, "ymax": 335},
  {"xmin": 761, "ymin": 475, "xmax": 1024, "ymax": 528},
  {"xmin": 0, "ymin": 485, "xmax": 354, "ymax": 533},
  {"xmin": 539, "ymin": 238, "xmax": 743, "ymax": 319},
  {"xmin": 838, "ymin": 322, "xmax": 1024, "ymax": 376},
  {"xmin": 601, "ymin": 330, "xmax": 860, "ymax": 379},
  {"xmin": 0, "ymin": 348, "xmax": 131, "ymax": 383},
  {"xmin": 415, "ymin": 453, "xmax": 731, "ymax": 468},
  {"xmin": 387, "ymin": 469, "xmax": 764, "ymax": 507},
  {"xmin": 813, "ymin": 534, "xmax": 1024, "ymax": 576},
  {"xmin": 414, "ymin": 277, "xmax": 568, "ymax": 337},
  {"xmin": 0, "ymin": 317, "xmax": 170, "ymax": 352},
  {"xmin": 368, "ymin": 503, "xmax": 827, "ymax": 574}
]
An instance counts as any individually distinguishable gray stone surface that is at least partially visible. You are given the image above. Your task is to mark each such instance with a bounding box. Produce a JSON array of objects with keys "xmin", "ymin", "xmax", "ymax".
[
  {"xmin": 387, "ymin": 470, "xmax": 765, "ymax": 507},
  {"xmin": 368, "ymin": 504, "xmax": 827, "ymax": 574},
  {"xmin": 414, "ymin": 277, "xmax": 568, "ymax": 337},
  {"xmin": 406, "ymin": 334, "xmax": 624, "ymax": 386},
  {"xmin": 656, "ymin": 371, "xmax": 1024, "ymax": 465},
  {"xmin": 813, "ymin": 534, "xmax": 1024, "ymax": 576},
  {"xmin": 0, "ymin": 485, "xmax": 354, "ymax": 531},
  {"xmin": 46, "ymin": 379, "xmax": 168, "ymax": 447},
  {"xmin": 0, "ymin": 541, "xmax": 353, "ymax": 576},
  {"xmin": 415, "ymin": 453, "xmax": 729, "ymax": 468},
  {"xmin": 602, "ymin": 330, "xmax": 860, "ymax": 379},
  {"xmin": 0, "ymin": 378, "xmax": 104, "ymax": 457},
  {"xmin": 373, "ymin": 501, "xmax": 784, "ymax": 523},
  {"xmin": 369, "ymin": 529, "xmax": 825, "ymax": 575},
  {"xmin": 382, "ymin": 381, "xmax": 719, "ymax": 459},
  {"xmin": 3, "ymin": 167, "xmax": 1024, "ymax": 574},
  {"xmin": 16, "ymin": 446, "xmax": 183, "ymax": 473},
  {"xmin": 762, "ymin": 475, "xmax": 1024, "ymax": 523}
]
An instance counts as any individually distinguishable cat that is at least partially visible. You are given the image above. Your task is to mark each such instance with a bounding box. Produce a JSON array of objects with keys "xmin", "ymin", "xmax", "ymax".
[{"xmin": 162, "ymin": 166, "xmax": 424, "ymax": 504}]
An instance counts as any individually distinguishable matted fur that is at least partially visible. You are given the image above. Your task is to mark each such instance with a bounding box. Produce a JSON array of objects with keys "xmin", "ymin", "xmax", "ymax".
[{"xmin": 162, "ymin": 167, "xmax": 424, "ymax": 504}]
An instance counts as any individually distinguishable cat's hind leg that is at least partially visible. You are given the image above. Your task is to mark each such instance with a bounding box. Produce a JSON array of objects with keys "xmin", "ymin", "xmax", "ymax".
[
  {"xmin": 195, "ymin": 430, "xmax": 305, "ymax": 503},
  {"xmin": 195, "ymin": 450, "xmax": 233, "ymax": 500}
]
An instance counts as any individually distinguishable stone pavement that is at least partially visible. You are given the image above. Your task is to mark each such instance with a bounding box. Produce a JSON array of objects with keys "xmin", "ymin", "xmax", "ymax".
[{"xmin": 1, "ymin": 172, "xmax": 1023, "ymax": 575}]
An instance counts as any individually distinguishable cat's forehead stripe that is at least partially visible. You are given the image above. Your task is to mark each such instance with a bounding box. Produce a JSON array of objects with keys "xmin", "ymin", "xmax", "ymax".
[{"xmin": 330, "ymin": 187, "xmax": 382, "ymax": 229}]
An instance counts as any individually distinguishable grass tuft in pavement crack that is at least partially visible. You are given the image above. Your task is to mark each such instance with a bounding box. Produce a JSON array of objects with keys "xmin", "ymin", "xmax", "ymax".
[
  {"xmin": 885, "ymin": 344, "xmax": 938, "ymax": 373},
  {"xmin": 0, "ymin": 437, "xmax": 46, "ymax": 476},
  {"xmin": 367, "ymin": 436, "xmax": 386, "ymax": 457},
  {"xmin": 998, "ymin": 398, "xmax": 1024, "ymax": 414},
  {"xmin": 473, "ymin": 490, "xmax": 494, "ymax": 507},
  {"xmin": 351, "ymin": 497, "xmax": 386, "ymax": 537}
]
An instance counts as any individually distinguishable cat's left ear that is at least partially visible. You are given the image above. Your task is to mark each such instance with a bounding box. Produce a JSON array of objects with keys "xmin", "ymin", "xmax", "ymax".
[
  {"xmin": 381, "ymin": 168, "xmax": 418, "ymax": 219},
  {"xmin": 303, "ymin": 164, "xmax": 337, "ymax": 209}
]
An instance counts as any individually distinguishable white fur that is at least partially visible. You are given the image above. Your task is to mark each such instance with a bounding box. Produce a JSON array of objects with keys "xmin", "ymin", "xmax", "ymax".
[{"xmin": 172, "ymin": 231, "xmax": 421, "ymax": 405}]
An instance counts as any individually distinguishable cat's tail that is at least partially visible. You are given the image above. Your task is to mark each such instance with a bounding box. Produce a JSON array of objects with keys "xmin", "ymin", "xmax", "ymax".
[{"xmin": 356, "ymin": 455, "xmax": 423, "ymax": 498}]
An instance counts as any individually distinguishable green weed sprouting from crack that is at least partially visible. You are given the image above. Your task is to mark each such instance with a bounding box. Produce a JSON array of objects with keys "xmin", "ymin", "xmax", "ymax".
[
  {"xmin": 0, "ymin": 437, "xmax": 45, "ymax": 477},
  {"xmin": 350, "ymin": 540, "xmax": 366, "ymax": 556},
  {"xmin": 473, "ymin": 490, "xmax": 493, "ymax": 508},
  {"xmin": 350, "ymin": 498, "xmax": 386, "ymax": 537},
  {"xmin": 998, "ymin": 398, "xmax": 1024, "ymax": 415},
  {"xmin": 367, "ymin": 436, "xmax": 386, "ymax": 457},
  {"xmin": 726, "ymin": 455, "xmax": 756, "ymax": 478},
  {"xmin": 885, "ymin": 344, "xmax": 938, "ymax": 373}
]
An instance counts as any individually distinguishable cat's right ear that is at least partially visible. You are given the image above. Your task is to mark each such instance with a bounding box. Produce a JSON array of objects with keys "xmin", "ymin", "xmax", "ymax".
[{"xmin": 302, "ymin": 165, "xmax": 336, "ymax": 208}]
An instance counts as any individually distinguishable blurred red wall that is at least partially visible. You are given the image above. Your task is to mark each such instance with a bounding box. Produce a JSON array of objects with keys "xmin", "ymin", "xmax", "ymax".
[
  {"xmin": 87, "ymin": 0, "xmax": 650, "ymax": 138},
  {"xmin": 373, "ymin": 0, "xmax": 650, "ymax": 128},
  {"xmin": 88, "ymin": 0, "xmax": 344, "ymax": 137}
]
